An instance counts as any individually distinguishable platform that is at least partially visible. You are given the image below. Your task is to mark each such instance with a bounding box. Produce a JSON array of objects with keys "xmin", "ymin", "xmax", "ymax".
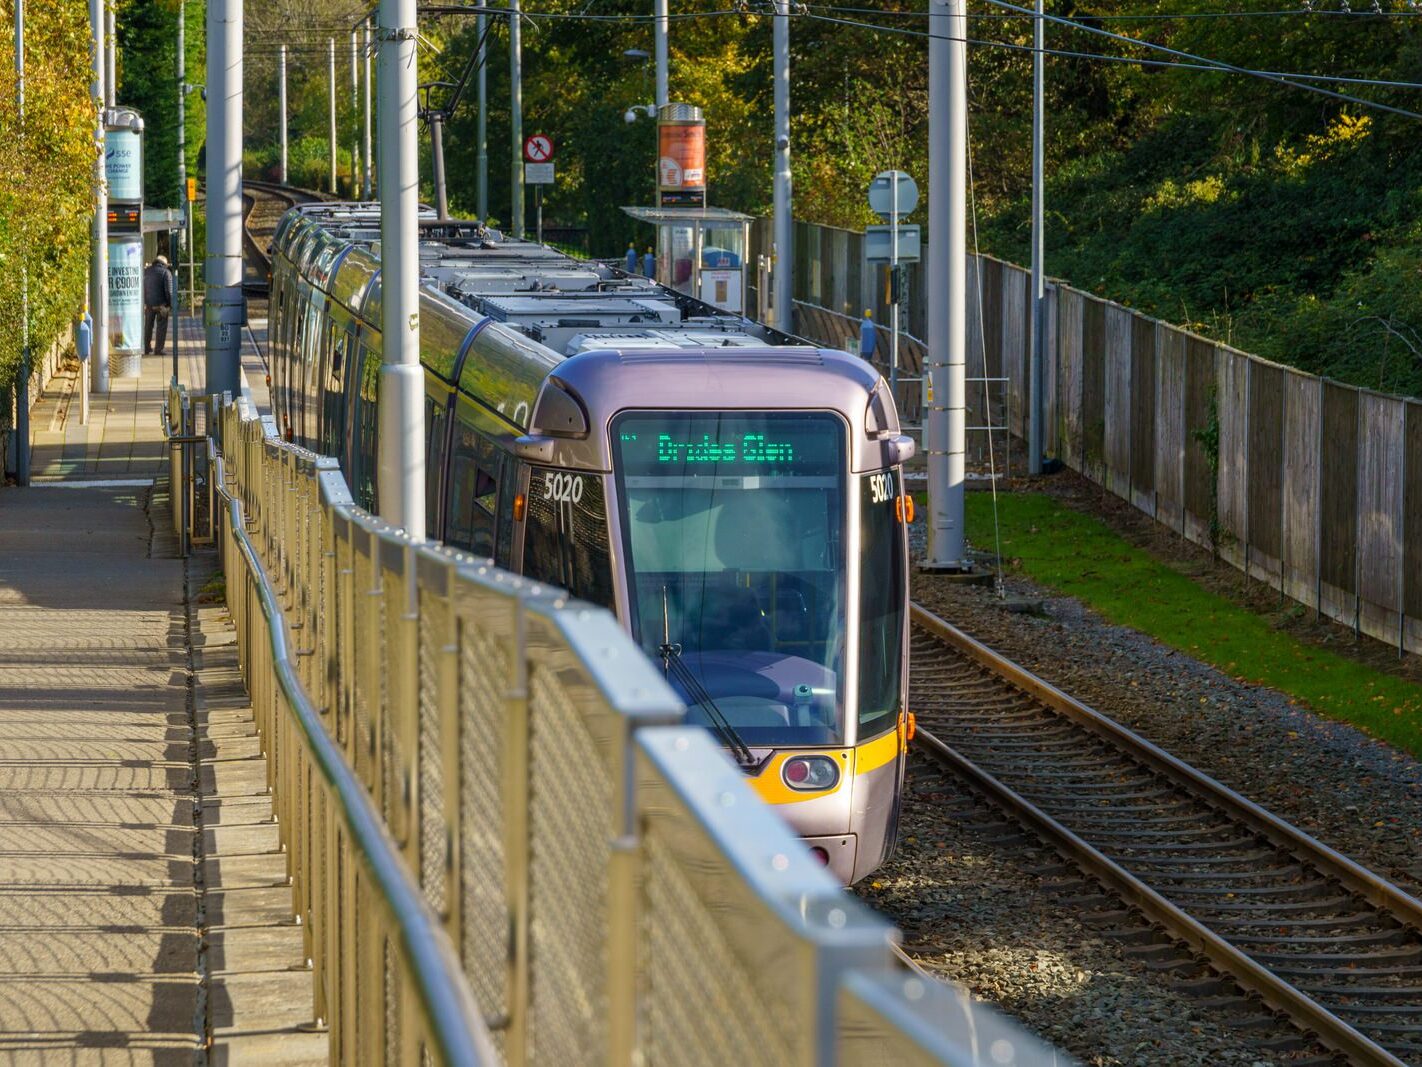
[{"xmin": 0, "ymin": 315, "xmax": 319, "ymax": 1063}]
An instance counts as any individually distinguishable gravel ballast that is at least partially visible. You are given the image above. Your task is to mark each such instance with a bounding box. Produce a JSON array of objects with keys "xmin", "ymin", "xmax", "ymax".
[{"xmin": 864, "ymin": 479, "xmax": 1422, "ymax": 1062}]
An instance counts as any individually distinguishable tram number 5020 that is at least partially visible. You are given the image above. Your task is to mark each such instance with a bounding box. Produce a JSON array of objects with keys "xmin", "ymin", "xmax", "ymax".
[
  {"xmin": 869, "ymin": 471, "xmax": 897, "ymax": 504},
  {"xmin": 541, "ymin": 471, "xmax": 585, "ymax": 505}
]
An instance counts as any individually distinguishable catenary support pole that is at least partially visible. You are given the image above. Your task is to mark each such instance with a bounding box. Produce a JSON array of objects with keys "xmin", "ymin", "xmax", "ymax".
[
  {"xmin": 105, "ymin": 4, "xmax": 115, "ymax": 108},
  {"xmin": 1028, "ymin": 0, "xmax": 1045, "ymax": 474},
  {"xmin": 351, "ymin": 32, "xmax": 361, "ymax": 194},
  {"xmin": 90, "ymin": 0, "xmax": 110, "ymax": 396},
  {"xmin": 177, "ymin": 0, "xmax": 187, "ymax": 321},
  {"xmin": 279, "ymin": 44, "xmax": 288, "ymax": 184},
  {"xmin": 923, "ymin": 0, "xmax": 968, "ymax": 570},
  {"xmin": 377, "ymin": 0, "xmax": 426, "ymax": 538},
  {"xmin": 15, "ymin": 0, "xmax": 28, "ymax": 484},
  {"xmin": 475, "ymin": 12, "xmax": 487, "ymax": 217},
  {"xmin": 204, "ymin": 0, "xmax": 242, "ymax": 400},
  {"xmin": 771, "ymin": 0, "xmax": 792, "ymax": 333},
  {"xmin": 328, "ymin": 38, "xmax": 338, "ymax": 193},
  {"xmin": 363, "ymin": 21, "xmax": 373, "ymax": 198},
  {"xmin": 654, "ymin": 0, "xmax": 668, "ymax": 109},
  {"xmin": 509, "ymin": 0, "xmax": 524, "ymax": 238},
  {"xmin": 431, "ymin": 112, "xmax": 449, "ymax": 219}
]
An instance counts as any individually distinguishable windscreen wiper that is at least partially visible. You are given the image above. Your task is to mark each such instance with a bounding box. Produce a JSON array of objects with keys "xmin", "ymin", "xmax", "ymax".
[{"xmin": 658, "ymin": 587, "xmax": 757, "ymax": 769}]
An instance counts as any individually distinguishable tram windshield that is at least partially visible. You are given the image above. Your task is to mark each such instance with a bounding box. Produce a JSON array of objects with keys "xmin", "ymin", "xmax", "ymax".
[{"xmin": 612, "ymin": 411, "xmax": 847, "ymax": 746}]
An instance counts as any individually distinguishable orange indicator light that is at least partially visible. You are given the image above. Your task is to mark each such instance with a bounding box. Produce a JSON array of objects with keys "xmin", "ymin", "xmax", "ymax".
[
  {"xmin": 895, "ymin": 495, "xmax": 916, "ymax": 524},
  {"xmin": 513, "ymin": 493, "xmax": 527, "ymax": 522}
]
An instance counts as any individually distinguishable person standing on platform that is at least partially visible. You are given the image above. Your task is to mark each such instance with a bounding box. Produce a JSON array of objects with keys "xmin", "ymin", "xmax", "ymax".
[
  {"xmin": 143, "ymin": 255, "xmax": 175, "ymax": 356},
  {"xmin": 859, "ymin": 308, "xmax": 877, "ymax": 361},
  {"xmin": 642, "ymin": 246, "xmax": 656, "ymax": 279},
  {"xmin": 625, "ymin": 242, "xmax": 638, "ymax": 274}
]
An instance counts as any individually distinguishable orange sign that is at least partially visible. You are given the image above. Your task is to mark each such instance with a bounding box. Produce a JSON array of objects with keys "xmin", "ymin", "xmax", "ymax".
[
  {"xmin": 657, "ymin": 122, "xmax": 705, "ymax": 191},
  {"xmin": 186, "ymin": 177, "xmax": 197, "ymax": 201}
]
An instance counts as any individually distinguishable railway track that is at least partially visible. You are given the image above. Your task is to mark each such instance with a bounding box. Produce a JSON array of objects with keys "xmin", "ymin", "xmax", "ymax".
[
  {"xmin": 909, "ymin": 602, "xmax": 1422, "ymax": 1067},
  {"xmin": 242, "ymin": 180, "xmax": 325, "ymax": 293}
]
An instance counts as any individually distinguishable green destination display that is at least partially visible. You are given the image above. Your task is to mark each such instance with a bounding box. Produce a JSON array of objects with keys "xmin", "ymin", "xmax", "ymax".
[{"xmin": 614, "ymin": 412, "xmax": 842, "ymax": 474}]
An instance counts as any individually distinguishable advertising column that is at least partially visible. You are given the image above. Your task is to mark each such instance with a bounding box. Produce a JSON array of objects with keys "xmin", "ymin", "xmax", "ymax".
[
  {"xmin": 655, "ymin": 103, "xmax": 705, "ymax": 294},
  {"xmin": 105, "ymin": 107, "xmax": 144, "ymax": 378}
]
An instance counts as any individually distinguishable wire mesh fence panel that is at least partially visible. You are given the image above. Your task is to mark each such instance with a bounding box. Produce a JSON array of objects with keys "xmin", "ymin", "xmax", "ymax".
[
  {"xmin": 454, "ymin": 585, "xmax": 513, "ymax": 1042},
  {"xmin": 526, "ymin": 654, "xmax": 613, "ymax": 1064},
  {"xmin": 639, "ymin": 826, "xmax": 791, "ymax": 1067},
  {"xmin": 417, "ymin": 588, "xmax": 448, "ymax": 917}
]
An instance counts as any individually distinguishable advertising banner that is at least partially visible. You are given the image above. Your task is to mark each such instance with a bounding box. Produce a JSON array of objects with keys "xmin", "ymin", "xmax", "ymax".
[
  {"xmin": 106, "ymin": 126, "xmax": 143, "ymax": 203},
  {"xmin": 108, "ymin": 237, "xmax": 144, "ymax": 357},
  {"xmin": 657, "ymin": 120, "xmax": 706, "ymax": 206}
]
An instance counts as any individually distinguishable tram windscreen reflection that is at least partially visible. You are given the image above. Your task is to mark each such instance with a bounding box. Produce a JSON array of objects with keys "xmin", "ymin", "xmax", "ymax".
[{"xmin": 612, "ymin": 411, "xmax": 847, "ymax": 745}]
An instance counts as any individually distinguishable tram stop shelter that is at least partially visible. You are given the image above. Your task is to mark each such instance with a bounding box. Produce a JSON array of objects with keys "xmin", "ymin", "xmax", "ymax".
[{"xmin": 622, "ymin": 205, "xmax": 753, "ymax": 315}]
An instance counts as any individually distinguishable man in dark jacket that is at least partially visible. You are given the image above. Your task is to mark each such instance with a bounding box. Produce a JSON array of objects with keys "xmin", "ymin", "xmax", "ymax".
[{"xmin": 143, "ymin": 254, "xmax": 175, "ymax": 356}]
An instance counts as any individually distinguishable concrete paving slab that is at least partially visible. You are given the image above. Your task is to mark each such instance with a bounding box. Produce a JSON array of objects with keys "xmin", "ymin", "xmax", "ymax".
[
  {"xmin": 209, "ymin": 970, "xmax": 315, "ymax": 1035},
  {"xmin": 0, "ymin": 975, "xmax": 197, "ymax": 1035},
  {"xmin": 0, "ymin": 890, "xmax": 198, "ymax": 931},
  {"xmin": 203, "ymin": 887, "xmax": 296, "ymax": 931},
  {"xmin": 0, "ymin": 932, "xmax": 197, "ymax": 977},
  {"xmin": 206, "ymin": 926, "xmax": 306, "ymax": 976},
  {"xmin": 203, "ymin": 855, "xmax": 290, "ymax": 892},
  {"xmin": 199, "ymin": 797, "xmax": 276, "ymax": 827},
  {"xmin": 202, "ymin": 824, "xmax": 281, "ymax": 857},
  {"xmin": 208, "ymin": 1028, "xmax": 329, "ymax": 1067}
]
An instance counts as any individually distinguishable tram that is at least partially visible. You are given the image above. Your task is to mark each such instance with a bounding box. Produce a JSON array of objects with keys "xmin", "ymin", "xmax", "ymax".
[{"xmin": 267, "ymin": 203, "xmax": 916, "ymax": 884}]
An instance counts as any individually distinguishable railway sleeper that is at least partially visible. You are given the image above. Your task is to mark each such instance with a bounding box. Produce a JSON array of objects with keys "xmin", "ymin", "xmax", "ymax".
[
  {"xmin": 1126, "ymin": 863, "xmax": 1308, "ymax": 883},
  {"xmin": 1111, "ymin": 847, "xmax": 1279, "ymax": 866},
  {"xmin": 1230, "ymin": 929, "xmax": 1415, "ymax": 950}
]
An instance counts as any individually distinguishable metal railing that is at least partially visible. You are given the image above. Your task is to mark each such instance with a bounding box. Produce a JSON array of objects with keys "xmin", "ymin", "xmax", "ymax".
[
  {"xmin": 204, "ymin": 392, "xmax": 1069, "ymax": 1066},
  {"xmin": 163, "ymin": 382, "xmax": 214, "ymax": 554}
]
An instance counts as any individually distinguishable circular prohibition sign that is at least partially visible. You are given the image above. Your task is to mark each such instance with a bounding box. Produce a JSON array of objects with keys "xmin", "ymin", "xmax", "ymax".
[{"xmin": 523, "ymin": 134, "xmax": 554, "ymax": 163}]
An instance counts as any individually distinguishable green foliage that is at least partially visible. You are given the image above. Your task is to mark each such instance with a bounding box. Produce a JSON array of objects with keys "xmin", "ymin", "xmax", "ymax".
[
  {"xmin": 0, "ymin": 0, "xmax": 94, "ymax": 396},
  {"xmin": 1190, "ymin": 390, "xmax": 1222, "ymax": 555},
  {"xmin": 966, "ymin": 492, "xmax": 1422, "ymax": 756},
  {"xmin": 244, "ymin": 137, "xmax": 351, "ymax": 193}
]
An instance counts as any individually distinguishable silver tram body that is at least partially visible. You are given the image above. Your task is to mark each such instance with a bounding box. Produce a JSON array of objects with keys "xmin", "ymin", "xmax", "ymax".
[{"xmin": 266, "ymin": 203, "xmax": 915, "ymax": 883}]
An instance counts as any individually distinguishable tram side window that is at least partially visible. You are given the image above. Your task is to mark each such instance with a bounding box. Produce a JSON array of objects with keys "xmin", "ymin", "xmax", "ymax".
[
  {"xmin": 857, "ymin": 469, "xmax": 908, "ymax": 740},
  {"xmin": 522, "ymin": 467, "xmax": 613, "ymax": 609},
  {"xmin": 445, "ymin": 421, "xmax": 498, "ymax": 556},
  {"xmin": 351, "ymin": 346, "xmax": 380, "ymax": 511}
]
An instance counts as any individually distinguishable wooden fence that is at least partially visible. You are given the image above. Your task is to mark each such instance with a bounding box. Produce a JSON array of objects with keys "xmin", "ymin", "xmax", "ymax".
[{"xmin": 770, "ymin": 216, "xmax": 1422, "ymax": 657}]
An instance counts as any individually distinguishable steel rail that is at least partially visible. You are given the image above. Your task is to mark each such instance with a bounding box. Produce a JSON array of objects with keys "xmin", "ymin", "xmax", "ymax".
[
  {"xmin": 213, "ymin": 452, "xmax": 495, "ymax": 1067},
  {"xmin": 909, "ymin": 600, "xmax": 1416, "ymax": 1067}
]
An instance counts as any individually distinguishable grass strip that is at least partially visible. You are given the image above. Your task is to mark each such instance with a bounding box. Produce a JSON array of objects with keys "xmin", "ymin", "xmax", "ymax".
[{"xmin": 956, "ymin": 491, "xmax": 1422, "ymax": 757}]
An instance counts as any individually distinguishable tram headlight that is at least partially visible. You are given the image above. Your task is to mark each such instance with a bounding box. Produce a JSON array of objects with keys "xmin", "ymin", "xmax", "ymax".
[{"xmin": 782, "ymin": 756, "xmax": 839, "ymax": 791}]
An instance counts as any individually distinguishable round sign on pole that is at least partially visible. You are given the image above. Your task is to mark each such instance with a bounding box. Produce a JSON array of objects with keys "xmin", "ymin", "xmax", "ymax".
[
  {"xmin": 523, "ymin": 134, "xmax": 554, "ymax": 163},
  {"xmin": 867, "ymin": 170, "xmax": 919, "ymax": 220}
]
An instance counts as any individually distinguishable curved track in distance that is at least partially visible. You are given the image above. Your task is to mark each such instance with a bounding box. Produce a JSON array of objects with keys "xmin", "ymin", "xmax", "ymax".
[
  {"xmin": 242, "ymin": 180, "xmax": 326, "ymax": 293},
  {"xmin": 909, "ymin": 602, "xmax": 1422, "ymax": 1067}
]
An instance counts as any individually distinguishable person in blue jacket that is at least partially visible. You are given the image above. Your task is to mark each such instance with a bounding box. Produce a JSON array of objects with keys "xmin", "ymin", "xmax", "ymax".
[
  {"xmin": 642, "ymin": 246, "xmax": 656, "ymax": 279},
  {"xmin": 859, "ymin": 309, "xmax": 877, "ymax": 360},
  {"xmin": 625, "ymin": 243, "xmax": 637, "ymax": 273}
]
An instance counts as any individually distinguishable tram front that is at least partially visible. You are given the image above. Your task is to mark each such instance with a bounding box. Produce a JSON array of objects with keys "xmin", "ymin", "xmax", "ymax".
[{"xmin": 517, "ymin": 348, "xmax": 916, "ymax": 884}]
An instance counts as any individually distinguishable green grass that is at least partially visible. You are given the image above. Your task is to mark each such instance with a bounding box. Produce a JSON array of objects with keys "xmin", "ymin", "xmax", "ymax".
[{"xmin": 953, "ymin": 491, "xmax": 1422, "ymax": 758}]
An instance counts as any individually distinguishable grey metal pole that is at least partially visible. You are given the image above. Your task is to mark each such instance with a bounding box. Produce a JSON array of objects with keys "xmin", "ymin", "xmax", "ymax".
[
  {"xmin": 351, "ymin": 32, "xmax": 360, "ymax": 196},
  {"xmin": 377, "ymin": 0, "xmax": 426, "ymax": 538},
  {"xmin": 510, "ymin": 0, "xmax": 524, "ymax": 238},
  {"xmin": 328, "ymin": 38, "xmax": 338, "ymax": 194},
  {"xmin": 204, "ymin": 0, "xmax": 242, "ymax": 399},
  {"xmin": 431, "ymin": 113, "xmax": 449, "ymax": 219},
  {"xmin": 15, "ymin": 0, "xmax": 28, "ymax": 484},
  {"xmin": 889, "ymin": 170, "xmax": 899, "ymax": 395},
  {"xmin": 177, "ymin": 0, "xmax": 186, "ymax": 318},
  {"xmin": 476, "ymin": 13, "xmax": 487, "ymax": 218},
  {"xmin": 924, "ymin": 0, "xmax": 968, "ymax": 569},
  {"xmin": 771, "ymin": 0, "xmax": 792, "ymax": 333},
  {"xmin": 279, "ymin": 44, "xmax": 288, "ymax": 184},
  {"xmin": 363, "ymin": 21, "xmax": 373, "ymax": 199},
  {"xmin": 105, "ymin": 5, "xmax": 115, "ymax": 108},
  {"xmin": 90, "ymin": 0, "xmax": 110, "ymax": 396},
  {"xmin": 1028, "ymin": 0, "xmax": 1045, "ymax": 474},
  {"xmin": 654, "ymin": 0, "xmax": 669, "ymax": 109}
]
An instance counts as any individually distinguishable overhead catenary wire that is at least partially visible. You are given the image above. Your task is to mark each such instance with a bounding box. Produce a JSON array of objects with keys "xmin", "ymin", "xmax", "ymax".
[{"xmin": 798, "ymin": 9, "xmax": 1422, "ymax": 118}]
